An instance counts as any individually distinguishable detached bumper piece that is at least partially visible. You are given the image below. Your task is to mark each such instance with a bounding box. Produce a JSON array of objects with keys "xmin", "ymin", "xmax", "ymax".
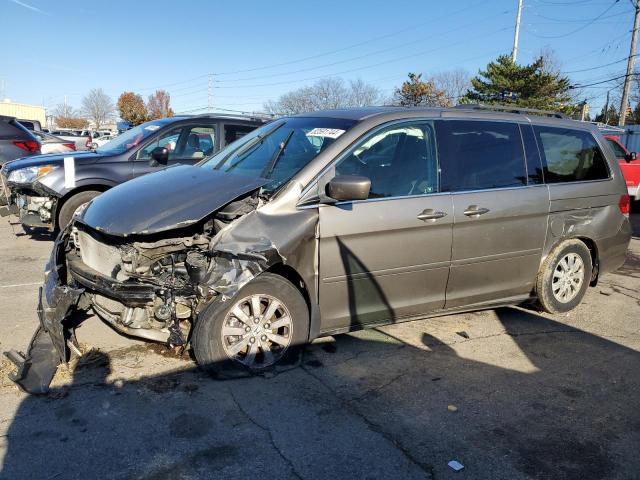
[
  {"xmin": 5, "ymin": 282, "xmax": 84, "ymax": 394},
  {"xmin": 4, "ymin": 326, "xmax": 60, "ymax": 395}
]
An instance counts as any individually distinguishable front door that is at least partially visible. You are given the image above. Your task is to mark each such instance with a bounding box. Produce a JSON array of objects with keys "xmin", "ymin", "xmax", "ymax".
[
  {"xmin": 318, "ymin": 121, "xmax": 453, "ymax": 333},
  {"xmin": 132, "ymin": 124, "xmax": 217, "ymax": 177},
  {"xmin": 436, "ymin": 120, "xmax": 549, "ymax": 308}
]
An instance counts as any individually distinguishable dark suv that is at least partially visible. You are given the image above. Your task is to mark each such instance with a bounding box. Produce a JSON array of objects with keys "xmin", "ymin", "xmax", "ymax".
[
  {"xmin": 0, "ymin": 115, "xmax": 41, "ymax": 165},
  {"xmin": 7, "ymin": 106, "xmax": 632, "ymax": 394},
  {"xmin": 0, "ymin": 114, "xmax": 265, "ymax": 230}
]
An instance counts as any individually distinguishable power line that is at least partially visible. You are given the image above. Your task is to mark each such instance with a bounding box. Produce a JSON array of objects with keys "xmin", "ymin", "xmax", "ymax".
[
  {"xmin": 564, "ymin": 56, "xmax": 630, "ymax": 73},
  {"xmin": 531, "ymin": 0, "xmax": 623, "ymax": 38}
]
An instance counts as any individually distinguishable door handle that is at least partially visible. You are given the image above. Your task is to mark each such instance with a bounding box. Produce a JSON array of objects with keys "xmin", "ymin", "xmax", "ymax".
[
  {"xmin": 463, "ymin": 205, "xmax": 490, "ymax": 217},
  {"xmin": 417, "ymin": 209, "xmax": 447, "ymax": 221}
]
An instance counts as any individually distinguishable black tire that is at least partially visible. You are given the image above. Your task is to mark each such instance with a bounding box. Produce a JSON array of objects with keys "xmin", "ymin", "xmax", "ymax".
[
  {"xmin": 57, "ymin": 190, "xmax": 101, "ymax": 229},
  {"xmin": 536, "ymin": 239, "xmax": 593, "ymax": 314},
  {"xmin": 192, "ymin": 273, "xmax": 309, "ymax": 378}
]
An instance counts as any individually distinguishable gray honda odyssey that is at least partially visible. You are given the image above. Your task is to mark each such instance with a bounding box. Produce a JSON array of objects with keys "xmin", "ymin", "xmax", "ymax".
[{"xmin": 7, "ymin": 105, "xmax": 632, "ymax": 394}]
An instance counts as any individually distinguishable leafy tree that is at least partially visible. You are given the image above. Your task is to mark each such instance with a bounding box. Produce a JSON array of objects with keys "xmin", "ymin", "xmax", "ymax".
[
  {"xmin": 117, "ymin": 92, "xmax": 147, "ymax": 126},
  {"xmin": 147, "ymin": 90, "xmax": 174, "ymax": 120},
  {"xmin": 461, "ymin": 54, "xmax": 575, "ymax": 113},
  {"xmin": 81, "ymin": 88, "xmax": 115, "ymax": 130},
  {"xmin": 264, "ymin": 77, "xmax": 381, "ymax": 115},
  {"xmin": 595, "ymin": 104, "xmax": 620, "ymax": 125},
  {"xmin": 393, "ymin": 73, "xmax": 451, "ymax": 107},
  {"xmin": 52, "ymin": 103, "xmax": 88, "ymax": 129}
]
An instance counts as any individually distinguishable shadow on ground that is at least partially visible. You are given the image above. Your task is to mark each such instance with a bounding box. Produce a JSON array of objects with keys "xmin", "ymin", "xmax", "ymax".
[{"xmin": 1, "ymin": 307, "xmax": 638, "ymax": 480}]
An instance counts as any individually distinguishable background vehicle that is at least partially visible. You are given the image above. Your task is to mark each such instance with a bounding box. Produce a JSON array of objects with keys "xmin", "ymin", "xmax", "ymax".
[
  {"xmin": 2, "ymin": 114, "xmax": 265, "ymax": 230},
  {"xmin": 32, "ymin": 131, "xmax": 77, "ymax": 154},
  {"xmin": 91, "ymin": 134, "xmax": 115, "ymax": 149},
  {"xmin": 7, "ymin": 106, "xmax": 631, "ymax": 393},
  {"xmin": 0, "ymin": 115, "xmax": 40, "ymax": 166},
  {"xmin": 605, "ymin": 134, "xmax": 640, "ymax": 200},
  {"xmin": 16, "ymin": 119, "xmax": 42, "ymax": 132},
  {"xmin": 49, "ymin": 129, "xmax": 92, "ymax": 151}
]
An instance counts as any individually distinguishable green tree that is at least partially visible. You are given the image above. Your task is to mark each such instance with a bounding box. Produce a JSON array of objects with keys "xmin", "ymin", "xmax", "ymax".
[
  {"xmin": 594, "ymin": 104, "xmax": 620, "ymax": 125},
  {"xmin": 393, "ymin": 73, "xmax": 451, "ymax": 107},
  {"xmin": 461, "ymin": 55, "xmax": 576, "ymax": 113}
]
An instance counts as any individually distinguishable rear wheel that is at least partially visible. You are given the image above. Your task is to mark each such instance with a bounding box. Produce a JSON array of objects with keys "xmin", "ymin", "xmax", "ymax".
[
  {"xmin": 536, "ymin": 240, "xmax": 592, "ymax": 314},
  {"xmin": 57, "ymin": 190, "xmax": 101, "ymax": 229},
  {"xmin": 192, "ymin": 273, "xmax": 309, "ymax": 378}
]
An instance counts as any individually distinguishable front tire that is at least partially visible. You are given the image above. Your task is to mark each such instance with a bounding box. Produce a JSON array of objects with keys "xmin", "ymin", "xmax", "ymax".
[
  {"xmin": 57, "ymin": 190, "xmax": 101, "ymax": 229},
  {"xmin": 536, "ymin": 239, "xmax": 592, "ymax": 314},
  {"xmin": 192, "ymin": 273, "xmax": 309, "ymax": 378}
]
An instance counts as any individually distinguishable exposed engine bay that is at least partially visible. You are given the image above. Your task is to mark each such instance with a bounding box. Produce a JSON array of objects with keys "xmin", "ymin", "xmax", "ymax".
[{"xmin": 68, "ymin": 194, "xmax": 261, "ymax": 347}]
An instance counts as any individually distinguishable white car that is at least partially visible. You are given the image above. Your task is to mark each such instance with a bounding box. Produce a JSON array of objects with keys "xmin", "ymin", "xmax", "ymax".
[
  {"xmin": 32, "ymin": 131, "xmax": 77, "ymax": 154},
  {"xmin": 91, "ymin": 134, "xmax": 116, "ymax": 149}
]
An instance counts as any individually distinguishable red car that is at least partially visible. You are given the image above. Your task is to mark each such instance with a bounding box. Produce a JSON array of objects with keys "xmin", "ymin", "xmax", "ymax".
[{"xmin": 605, "ymin": 134, "xmax": 640, "ymax": 200}]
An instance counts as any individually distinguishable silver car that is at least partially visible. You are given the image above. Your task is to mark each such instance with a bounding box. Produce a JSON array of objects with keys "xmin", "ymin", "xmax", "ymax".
[{"xmin": 7, "ymin": 106, "xmax": 632, "ymax": 393}]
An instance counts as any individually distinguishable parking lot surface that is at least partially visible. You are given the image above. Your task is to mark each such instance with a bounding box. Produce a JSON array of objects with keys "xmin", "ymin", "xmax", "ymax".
[{"xmin": 0, "ymin": 216, "xmax": 638, "ymax": 480}]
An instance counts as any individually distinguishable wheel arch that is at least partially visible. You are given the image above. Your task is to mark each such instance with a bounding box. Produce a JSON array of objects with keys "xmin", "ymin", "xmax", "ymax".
[
  {"xmin": 54, "ymin": 183, "xmax": 111, "ymax": 229},
  {"xmin": 542, "ymin": 235, "xmax": 599, "ymax": 285}
]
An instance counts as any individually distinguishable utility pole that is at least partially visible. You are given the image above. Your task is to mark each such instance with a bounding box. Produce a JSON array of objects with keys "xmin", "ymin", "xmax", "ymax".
[
  {"xmin": 207, "ymin": 74, "xmax": 213, "ymax": 112},
  {"xmin": 512, "ymin": 0, "xmax": 523, "ymax": 63},
  {"xmin": 604, "ymin": 90, "xmax": 610, "ymax": 124},
  {"xmin": 619, "ymin": 0, "xmax": 640, "ymax": 126}
]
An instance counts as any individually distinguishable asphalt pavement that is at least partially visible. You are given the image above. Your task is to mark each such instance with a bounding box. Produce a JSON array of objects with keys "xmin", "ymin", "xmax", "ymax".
[{"xmin": 0, "ymin": 215, "xmax": 638, "ymax": 480}]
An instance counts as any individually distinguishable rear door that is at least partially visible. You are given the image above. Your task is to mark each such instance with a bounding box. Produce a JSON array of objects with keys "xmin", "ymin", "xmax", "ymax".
[
  {"xmin": 318, "ymin": 120, "xmax": 453, "ymax": 332},
  {"xmin": 437, "ymin": 119, "xmax": 549, "ymax": 308},
  {"xmin": 132, "ymin": 123, "xmax": 218, "ymax": 177}
]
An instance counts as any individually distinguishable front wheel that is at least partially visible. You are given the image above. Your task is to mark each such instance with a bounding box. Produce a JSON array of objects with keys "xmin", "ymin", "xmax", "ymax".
[
  {"xmin": 192, "ymin": 273, "xmax": 309, "ymax": 378},
  {"xmin": 57, "ymin": 190, "xmax": 101, "ymax": 229},
  {"xmin": 536, "ymin": 240, "xmax": 592, "ymax": 314}
]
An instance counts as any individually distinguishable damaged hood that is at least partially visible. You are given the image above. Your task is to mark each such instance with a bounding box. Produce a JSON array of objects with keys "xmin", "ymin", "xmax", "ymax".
[{"xmin": 78, "ymin": 165, "xmax": 268, "ymax": 236}]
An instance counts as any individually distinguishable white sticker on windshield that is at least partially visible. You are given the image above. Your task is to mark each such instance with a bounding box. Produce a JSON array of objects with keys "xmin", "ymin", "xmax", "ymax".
[
  {"xmin": 306, "ymin": 128, "xmax": 345, "ymax": 139},
  {"xmin": 144, "ymin": 125, "xmax": 160, "ymax": 131},
  {"xmin": 64, "ymin": 156, "xmax": 75, "ymax": 189}
]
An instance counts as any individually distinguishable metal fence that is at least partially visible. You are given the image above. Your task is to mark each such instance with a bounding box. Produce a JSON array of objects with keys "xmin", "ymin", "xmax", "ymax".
[{"xmin": 601, "ymin": 124, "xmax": 640, "ymax": 153}]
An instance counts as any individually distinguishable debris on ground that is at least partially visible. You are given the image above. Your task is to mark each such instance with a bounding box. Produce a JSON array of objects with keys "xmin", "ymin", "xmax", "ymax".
[
  {"xmin": 447, "ymin": 404, "xmax": 458, "ymax": 412},
  {"xmin": 448, "ymin": 460, "xmax": 465, "ymax": 472},
  {"xmin": 456, "ymin": 331, "xmax": 470, "ymax": 339}
]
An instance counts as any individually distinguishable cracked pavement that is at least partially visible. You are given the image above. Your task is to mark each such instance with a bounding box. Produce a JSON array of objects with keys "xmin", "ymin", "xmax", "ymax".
[{"xmin": 0, "ymin": 215, "xmax": 638, "ymax": 480}]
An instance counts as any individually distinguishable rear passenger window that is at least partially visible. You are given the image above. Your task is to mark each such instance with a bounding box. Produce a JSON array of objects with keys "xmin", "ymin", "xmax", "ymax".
[
  {"xmin": 335, "ymin": 122, "xmax": 438, "ymax": 198},
  {"xmin": 533, "ymin": 126, "xmax": 609, "ymax": 183},
  {"xmin": 437, "ymin": 120, "xmax": 526, "ymax": 192}
]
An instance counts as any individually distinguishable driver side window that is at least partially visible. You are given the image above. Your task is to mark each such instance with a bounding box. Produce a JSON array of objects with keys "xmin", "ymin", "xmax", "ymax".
[
  {"xmin": 335, "ymin": 121, "xmax": 438, "ymax": 199},
  {"xmin": 138, "ymin": 128, "xmax": 181, "ymax": 160}
]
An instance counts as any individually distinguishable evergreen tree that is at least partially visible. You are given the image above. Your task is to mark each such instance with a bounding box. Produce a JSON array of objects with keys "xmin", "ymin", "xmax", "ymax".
[
  {"xmin": 462, "ymin": 55, "xmax": 576, "ymax": 113},
  {"xmin": 594, "ymin": 104, "xmax": 620, "ymax": 125}
]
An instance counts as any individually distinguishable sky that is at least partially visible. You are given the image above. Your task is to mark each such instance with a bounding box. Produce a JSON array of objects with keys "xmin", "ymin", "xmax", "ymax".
[{"xmin": 0, "ymin": 0, "xmax": 635, "ymax": 118}]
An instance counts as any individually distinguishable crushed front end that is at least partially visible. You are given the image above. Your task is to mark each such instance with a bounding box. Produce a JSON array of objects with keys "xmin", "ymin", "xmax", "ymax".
[{"xmin": 5, "ymin": 194, "xmax": 271, "ymax": 394}]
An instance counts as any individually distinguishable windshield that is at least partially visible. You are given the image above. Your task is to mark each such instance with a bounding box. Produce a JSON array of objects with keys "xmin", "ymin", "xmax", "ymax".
[
  {"xmin": 97, "ymin": 122, "xmax": 165, "ymax": 154},
  {"xmin": 200, "ymin": 117, "xmax": 356, "ymax": 193}
]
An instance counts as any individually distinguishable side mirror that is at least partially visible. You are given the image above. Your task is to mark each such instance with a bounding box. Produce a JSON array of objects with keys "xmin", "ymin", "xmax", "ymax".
[
  {"xmin": 150, "ymin": 146, "xmax": 169, "ymax": 166},
  {"xmin": 325, "ymin": 175, "xmax": 371, "ymax": 202},
  {"xmin": 625, "ymin": 151, "xmax": 637, "ymax": 162}
]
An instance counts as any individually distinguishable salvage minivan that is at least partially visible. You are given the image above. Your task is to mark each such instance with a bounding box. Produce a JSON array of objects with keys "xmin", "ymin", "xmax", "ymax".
[{"xmin": 7, "ymin": 106, "xmax": 632, "ymax": 394}]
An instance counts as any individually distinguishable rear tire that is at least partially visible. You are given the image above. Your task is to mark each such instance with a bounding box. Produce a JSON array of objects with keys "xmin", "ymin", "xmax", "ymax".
[
  {"xmin": 192, "ymin": 273, "xmax": 309, "ymax": 378},
  {"xmin": 536, "ymin": 239, "xmax": 592, "ymax": 314},
  {"xmin": 57, "ymin": 190, "xmax": 101, "ymax": 229}
]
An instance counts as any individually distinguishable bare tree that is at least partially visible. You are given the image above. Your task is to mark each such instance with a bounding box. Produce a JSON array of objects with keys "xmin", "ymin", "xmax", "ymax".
[
  {"xmin": 52, "ymin": 103, "xmax": 87, "ymax": 128},
  {"xmin": 81, "ymin": 88, "xmax": 115, "ymax": 130},
  {"xmin": 265, "ymin": 77, "xmax": 381, "ymax": 115},
  {"xmin": 348, "ymin": 78, "xmax": 382, "ymax": 107},
  {"xmin": 430, "ymin": 69, "xmax": 471, "ymax": 105},
  {"xmin": 53, "ymin": 102, "xmax": 78, "ymax": 119}
]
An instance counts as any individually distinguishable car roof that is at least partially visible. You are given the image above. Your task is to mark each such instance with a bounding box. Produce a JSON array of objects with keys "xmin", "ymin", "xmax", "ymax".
[{"xmin": 290, "ymin": 105, "xmax": 588, "ymax": 130}]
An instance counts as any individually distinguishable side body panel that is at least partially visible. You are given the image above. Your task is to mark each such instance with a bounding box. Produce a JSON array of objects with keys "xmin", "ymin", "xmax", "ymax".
[
  {"xmin": 318, "ymin": 195, "xmax": 453, "ymax": 331},
  {"xmin": 446, "ymin": 185, "xmax": 549, "ymax": 308}
]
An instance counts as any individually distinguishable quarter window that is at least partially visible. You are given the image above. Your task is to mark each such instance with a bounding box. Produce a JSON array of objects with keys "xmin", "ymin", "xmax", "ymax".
[
  {"xmin": 534, "ymin": 127, "xmax": 609, "ymax": 183},
  {"xmin": 437, "ymin": 120, "xmax": 526, "ymax": 192},
  {"xmin": 335, "ymin": 122, "xmax": 439, "ymax": 199},
  {"xmin": 606, "ymin": 138, "xmax": 627, "ymax": 160}
]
